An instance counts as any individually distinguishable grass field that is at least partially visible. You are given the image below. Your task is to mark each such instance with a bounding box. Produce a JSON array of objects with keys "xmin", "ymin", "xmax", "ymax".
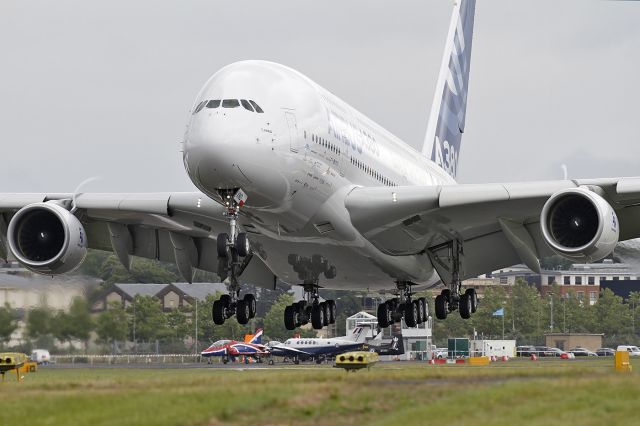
[{"xmin": 0, "ymin": 359, "xmax": 638, "ymax": 426}]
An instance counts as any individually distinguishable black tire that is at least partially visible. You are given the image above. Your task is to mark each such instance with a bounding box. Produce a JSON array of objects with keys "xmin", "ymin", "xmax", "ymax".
[
  {"xmin": 377, "ymin": 303, "xmax": 389, "ymax": 328},
  {"xmin": 441, "ymin": 288, "xmax": 451, "ymax": 301},
  {"xmin": 222, "ymin": 357, "xmax": 228, "ymax": 364},
  {"xmin": 435, "ymin": 294, "xmax": 448, "ymax": 320},
  {"xmin": 236, "ymin": 300, "xmax": 250, "ymax": 325},
  {"xmin": 219, "ymin": 294, "xmax": 231, "ymax": 308},
  {"xmin": 296, "ymin": 300, "xmax": 307, "ymax": 313},
  {"xmin": 284, "ymin": 305, "xmax": 296, "ymax": 330},
  {"xmin": 465, "ymin": 288, "xmax": 478, "ymax": 313},
  {"xmin": 294, "ymin": 358, "xmax": 300, "ymax": 365},
  {"xmin": 311, "ymin": 303, "xmax": 324, "ymax": 329},
  {"xmin": 217, "ymin": 233, "xmax": 229, "ymax": 258},
  {"xmin": 405, "ymin": 301, "xmax": 418, "ymax": 327},
  {"xmin": 320, "ymin": 301, "xmax": 330, "ymax": 326},
  {"xmin": 459, "ymin": 294, "xmax": 472, "ymax": 319},
  {"xmin": 244, "ymin": 294, "xmax": 257, "ymax": 318},
  {"xmin": 236, "ymin": 232, "xmax": 250, "ymax": 257},
  {"xmin": 268, "ymin": 359, "xmax": 274, "ymax": 365},
  {"xmin": 419, "ymin": 297, "xmax": 428, "ymax": 321},
  {"xmin": 327, "ymin": 300, "xmax": 336, "ymax": 324},
  {"xmin": 212, "ymin": 300, "xmax": 226, "ymax": 325},
  {"xmin": 386, "ymin": 300, "xmax": 397, "ymax": 324},
  {"xmin": 414, "ymin": 300, "xmax": 424, "ymax": 325}
]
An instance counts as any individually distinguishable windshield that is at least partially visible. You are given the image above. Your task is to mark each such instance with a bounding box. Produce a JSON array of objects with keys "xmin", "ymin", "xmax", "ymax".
[{"xmin": 210, "ymin": 340, "xmax": 230, "ymax": 347}]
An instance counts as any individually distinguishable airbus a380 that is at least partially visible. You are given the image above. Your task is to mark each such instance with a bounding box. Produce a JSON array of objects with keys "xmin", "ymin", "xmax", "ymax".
[{"xmin": 1, "ymin": 0, "xmax": 639, "ymax": 331}]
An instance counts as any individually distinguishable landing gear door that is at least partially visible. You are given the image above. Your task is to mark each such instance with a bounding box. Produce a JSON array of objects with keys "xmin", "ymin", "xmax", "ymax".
[{"xmin": 284, "ymin": 110, "xmax": 298, "ymax": 153}]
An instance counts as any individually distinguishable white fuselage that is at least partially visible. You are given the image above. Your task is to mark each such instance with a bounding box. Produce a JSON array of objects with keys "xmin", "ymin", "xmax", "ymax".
[{"xmin": 183, "ymin": 61, "xmax": 455, "ymax": 291}]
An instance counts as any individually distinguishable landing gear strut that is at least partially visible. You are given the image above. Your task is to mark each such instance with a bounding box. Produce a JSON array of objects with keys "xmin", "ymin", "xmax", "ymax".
[
  {"xmin": 284, "ymin": 284, "xmax": 336, "ymax": 330},
  {"xmin": 376, "ymin": 282, "xmax": 429, "ymax": 328},
  {"xmin": 430, "ymin": 240, "xmax": 478, "ymax": 320},
  {"xmin": 211, "ymin": 189, "xmax": 256, "ymax": 326}
]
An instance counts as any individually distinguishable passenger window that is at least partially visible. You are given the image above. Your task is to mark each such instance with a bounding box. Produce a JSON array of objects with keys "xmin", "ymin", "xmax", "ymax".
[
  {"xmin": 241, "ymin": 99, "xmax": 254, "ymax": 111},
  {"xmin": 222, "ymin": 99, "xmax": 240, "ymax": 108},
  {"xmin": 193, "ymin": 101, "xmax": 206, "ymax": 114},
  {"xmin": 206, "ymin": 99, "xmax": 221, "ymax": 108},
  {"xmin": 249, "ymin": 100, "xmax": 264, "ymax": 113}
]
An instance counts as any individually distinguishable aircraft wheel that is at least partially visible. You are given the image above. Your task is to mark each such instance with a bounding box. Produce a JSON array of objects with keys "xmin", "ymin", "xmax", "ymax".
[
  {"xmin": 419, "ymin": 297, "xmax": 429, "ymax": 321},
  {"xmin": 459, "ymin": 294, "xmax": 472, "ymax": 320},
  {"xmin": 236, "ymin": 300, "xmax": 250, "ymax": 325},
  {"xmin": 320, "ymin": 301, "xmax": 330, "ymax": 326},
  {"xmin": 405, "ymin": 300, "xmax": 418, "ymax": 327},
  {"xmin": 414, "ymin": 300, "xmax": 424, "ymax": 325},
  {"xmin": 219, "ymin": 294, "xmax": 231, "ymax": 308},
  {"xmin": 294, "ymin": 358, "xmax": 300, "ymax": 365},
  {"xmin": 327, "ymin": 300, "xmax": 336, "ymax": 324},
  {"xmin": 377, "ymin": 302, "xmax": 389, "ymax": 328},
  {"xmin": 465, "ymin": 288, "xmax": 478, "ymax": 313},
  {"xmin": 244, "ymin": 294, "xmax": 257, "ymax": 318},
  {"xmin": 284, "ymin": 305, "xmax": 297, "ymax": 330},
  {"xmin": 236, "ymin": 232, "xmax": 250, "ymax": 257},
  {"xmin": 217, "ymin": 233, "xmax": 229, "ymax": 258},
  {"xmin": 222, "ymin": 357, "xmax": 228, "ymax": 364},
  {"xmin": 386, "ymin": 300, "xmax": 397, "ymax": 324},
  {"xmin": 212, "ymin": 300, "xmax": 226, "ymax": 325},
  {"xmin": 268, "ymin": 359, "xmax": 274, "ymax": 365},
  {"xmin": 311, "ymin": 303, "xmax": 325, "ymax": 329},
  {"xmin": 435, "ymin": 294, "xmax": 448, "ymax": 320}
]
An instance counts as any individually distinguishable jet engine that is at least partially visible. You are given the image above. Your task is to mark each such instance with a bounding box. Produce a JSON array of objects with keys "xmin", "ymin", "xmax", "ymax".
[
  {"xmin": 540, "ymin": 187, "xmax": 619, "ymax": 262},
  {"xmin": 7, "ymin": 202, "xmax": 87, "ymax": 274}
]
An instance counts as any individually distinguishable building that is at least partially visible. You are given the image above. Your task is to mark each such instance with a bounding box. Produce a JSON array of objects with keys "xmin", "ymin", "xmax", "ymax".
[
  {"xmin": 545, "ymin": 333, "xmax": 604, "ymax": 351},
  {"xmin": 91, "ymin": 282, "xmax": 227, "ymax": 312}
]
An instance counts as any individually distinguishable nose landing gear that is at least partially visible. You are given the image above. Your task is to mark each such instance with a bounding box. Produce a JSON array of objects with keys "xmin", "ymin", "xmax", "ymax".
[
  {"xmin": 284, "ymin": 284, "xmax": 337, "ymax": 330},
  {"xmin": 211, "ymin": 189, "xmax": 257, "ymax": 326}
]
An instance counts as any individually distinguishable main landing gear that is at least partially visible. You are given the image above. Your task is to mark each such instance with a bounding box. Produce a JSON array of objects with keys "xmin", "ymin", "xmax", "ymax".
[
  {"xmin": 429, "ymin": 240, "xmax": 478, "ymax": 320},
  {"xmin": 211, "ymin": 189, "xmax": 256, "ymax": 326},
  {"xmin": 284, "ymin": 284, "xmax": 337, "ymax": 330},
  {"xmin": 376, "ymin": 282, "xmax": 429, "ymax": 328}
]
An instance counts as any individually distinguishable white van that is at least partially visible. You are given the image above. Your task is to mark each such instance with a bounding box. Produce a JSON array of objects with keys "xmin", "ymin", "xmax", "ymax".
[
  {"xmin": 31, "ymin": 349, "xmax": 51, "ymax": 365},
  {"xmin": 616, "ymin": 345, "xmax": 640, "ymax": 356}
]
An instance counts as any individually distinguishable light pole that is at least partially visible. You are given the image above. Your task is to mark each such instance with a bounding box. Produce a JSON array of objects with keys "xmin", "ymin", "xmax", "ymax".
[
  {"xmin": 132, "ymin": 297, "xmax": 136, "ymax": 354},
  {"xmin": 195, "ymin": 298, "xmax": 198, "ymax": 356},
  {"xmin": 549, "ymin": 293, "xmax": 554, "ymax": 332}
]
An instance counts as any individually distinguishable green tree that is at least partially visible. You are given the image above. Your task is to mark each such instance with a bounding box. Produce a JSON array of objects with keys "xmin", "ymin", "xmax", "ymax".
[
  {"xmin": 0, "ymin": 303, "xmax": 18, "ymax": 347},
  {"xmin": 26, "ymin": 307, "xmax": 53, "ymax": 341},
  {"xmin": 96, "ymin": 302, "xmax": 128, "ymax": 349},
  {"xmin": 593, "ymin": 288, "xmax": 632, "ymax": 345},
  {"xmin": 629, "ymin": 291, "xmax": 640, "ymax": 343},
  {"xmin": 127, "ymin": 295, "xmax": 169, "ymax": 343},
  {"xmin": 100, "ymin": 255, "xmax": 179, "ymax": 285}
]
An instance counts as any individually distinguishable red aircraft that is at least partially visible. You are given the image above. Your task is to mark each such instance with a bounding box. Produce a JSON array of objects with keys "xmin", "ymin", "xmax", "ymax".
[{"xmin": 201, "ymin": 329, "xmax": 268, "ymax": 363}]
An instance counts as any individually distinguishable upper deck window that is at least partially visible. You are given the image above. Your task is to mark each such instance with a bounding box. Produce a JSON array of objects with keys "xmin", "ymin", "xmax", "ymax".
[
  {"xmin": 206, "ymin": 99, "xmax": 221, "ymax": 108},
  {"xmin": 249, "ymin": 100, "xmax": 264, "ymax": 113},
  {"xmin": 241, "ymin": 99, "xmax": 254, "ymax": 111},
  {"xmin": 193, "ymin": 101, "xmax": 206, "ymax": 114},
  {"xmin": 222, "ymin": 99, "xmax": 240, "ymax": 108}
]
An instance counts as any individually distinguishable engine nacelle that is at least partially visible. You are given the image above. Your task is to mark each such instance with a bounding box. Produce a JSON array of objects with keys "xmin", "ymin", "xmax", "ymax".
[
  {"xmin": 7, "ymin": 202, "xmax": 87, "ymax": 274},
  {"xmin": 540, "ymin": 187, "xmax": 619, "ymax": 262}
]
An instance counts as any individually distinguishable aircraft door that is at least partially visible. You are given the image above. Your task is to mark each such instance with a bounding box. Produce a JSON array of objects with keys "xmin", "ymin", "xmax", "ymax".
[{"xmin": 284, "ymin": 110, "xmax": 299, "ymax": 153}]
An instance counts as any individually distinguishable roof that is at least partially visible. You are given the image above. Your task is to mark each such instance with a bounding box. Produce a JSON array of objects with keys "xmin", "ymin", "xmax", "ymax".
[
  {"xmin": 346, "ymin": 311, "xmax": 377, "ymax": 320},
  {"xmin": 171, "ymin": 283, "xmax": 227, "ymax": 301},
  {"xmin": 113, "ymin": 283, "xmax": 167, "ymax": 298}
]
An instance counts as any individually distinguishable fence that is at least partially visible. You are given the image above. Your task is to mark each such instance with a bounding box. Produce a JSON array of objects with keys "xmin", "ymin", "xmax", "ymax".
[{"xmin": 52, "ymin": 354, "xmax": 204, "ymax": 365}]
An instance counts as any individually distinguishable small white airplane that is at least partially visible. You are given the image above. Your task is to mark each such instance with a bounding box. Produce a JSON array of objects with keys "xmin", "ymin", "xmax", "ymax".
[
  {"xmin": 1, "ymin": 0, "xmax": 639, "ymax": 330},
  {"xmin": 268, "ymin": 325, "xmax": 376, "ymax": 363}
]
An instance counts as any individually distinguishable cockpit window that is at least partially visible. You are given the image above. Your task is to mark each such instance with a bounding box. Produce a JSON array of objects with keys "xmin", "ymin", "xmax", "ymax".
[
  {"xmin": 222, "ymin": 99, "xmax": 240, "ymax": 108},
  {"xmin": 206, "ymin": 99, "xmax": 221, "ymax": 108},
  {"xmin": 193, "ymin": 101, "xmax": 206, "ymax": 114},
  {"xmin": 240, "ymin": 99, "xmax": 254, "ymax": 111},
  {"xmin": 249, "ymin": 100, "xmax": 264, "ymax": 113}
]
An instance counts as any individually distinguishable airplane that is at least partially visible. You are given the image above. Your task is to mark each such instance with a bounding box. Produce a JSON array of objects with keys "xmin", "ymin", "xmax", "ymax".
[
  {"xmin": 200, "ymin": 329, "xmax": 268, "ymax": 363},
  {"xmin": 1, "ymin": 0, "xmax": 640, "ymax": 331},
  {"xmin": 268, "ymin": 324, "xmax": 375, "ymax": 364}
]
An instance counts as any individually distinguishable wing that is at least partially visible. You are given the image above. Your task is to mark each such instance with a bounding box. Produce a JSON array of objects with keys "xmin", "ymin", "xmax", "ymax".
[
  {"xmin": 0, "ymin": 192, "xmax": 276, "ymax": 287},
  {"xmin": 269, "ymin": 345, "xmax": 312, "ymax": 357},
  {"xmin": 345, "ymin": 177, "xmax": 640, "ymax": 281}
]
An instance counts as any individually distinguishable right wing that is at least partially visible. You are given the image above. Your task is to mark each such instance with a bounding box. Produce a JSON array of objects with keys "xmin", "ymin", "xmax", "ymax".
[{"xmin": 0, "ymin": 192, "xmax": 276, "ymax": 288}]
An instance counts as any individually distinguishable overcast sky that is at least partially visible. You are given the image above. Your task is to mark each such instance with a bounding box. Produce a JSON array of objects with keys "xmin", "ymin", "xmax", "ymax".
[{"xmin": 1, "ymin": 0, "xmax": 639, "ymax": 193}]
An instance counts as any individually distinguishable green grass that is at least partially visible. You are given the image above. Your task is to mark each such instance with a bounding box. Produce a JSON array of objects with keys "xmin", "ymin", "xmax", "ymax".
[{"xmin": 0, "ymin": 359, "xmax": 638, "ymax": 426}]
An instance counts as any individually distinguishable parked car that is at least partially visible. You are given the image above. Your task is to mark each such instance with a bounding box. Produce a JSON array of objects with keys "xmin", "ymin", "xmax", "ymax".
[
  {"xmin": 516, "ymin": 346, "xmax": 536, "ymax": 357},
  {"xmin": 533, "ymin": 346, "xmax": 565, "ymax": 357},
  {"xmin": 616, "ymin": 345, "xmax": 640, "ymax": 356},
  {"xmin": 595, "ymin": 348, "xmax": 615, "ymax": 357},
  {"xmin": 434, "ymin": 348, "xmax": 448, "ymax": 359},
  {"xmin": 568, "ymin": 347, "xmax": 598, "ymax": 357}
]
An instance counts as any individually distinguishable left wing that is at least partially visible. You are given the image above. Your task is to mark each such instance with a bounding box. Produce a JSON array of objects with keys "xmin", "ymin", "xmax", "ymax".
[
  {"xmin": 0, "ymin": 192, "xmax": 276, "ymax": 287},
  {"xmin": 345, "ymin": 177, "xmax": 640, "ymax": 280}
]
